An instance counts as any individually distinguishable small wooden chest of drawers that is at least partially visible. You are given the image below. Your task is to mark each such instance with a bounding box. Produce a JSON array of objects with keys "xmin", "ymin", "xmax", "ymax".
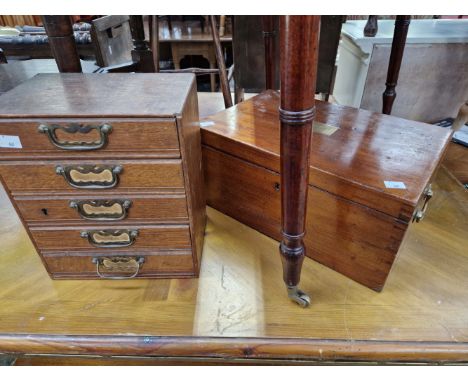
[{"xmin": 0, "ymin": 73, "xmax": 206, "ymax": 280}]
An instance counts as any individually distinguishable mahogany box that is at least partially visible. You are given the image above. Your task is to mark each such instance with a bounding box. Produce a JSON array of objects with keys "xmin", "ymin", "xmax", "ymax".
[
  {"xmin": 0, "ymin": 73, "xmax": 205, "ymax": 280},
  {"xmin": 201, "ymin": 91, "xmax": 452, "ymax": 291}
]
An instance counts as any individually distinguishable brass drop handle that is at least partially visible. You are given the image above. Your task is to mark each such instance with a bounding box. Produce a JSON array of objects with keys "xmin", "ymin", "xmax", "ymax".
[
  {"xmin": 92, "ymin": 256, "xmax": 144, "ymax": 279},
  {"xmin": 413, "ymin": 184, "xmax": 433, "ymax": 223},
  {"xmin": 81, "ymin": 229, "xmax": 139, "ymax": 248},
  {"xmin": 38, "ymin": 123, "xmax": 112, "ymax": 151},
  {"xmin": 70, "ymin": 199, "xmax": 132, "ymax": 221},
  {"xmin": 56, "ymin": 164, "xmax": 122, "ymax": 189}
]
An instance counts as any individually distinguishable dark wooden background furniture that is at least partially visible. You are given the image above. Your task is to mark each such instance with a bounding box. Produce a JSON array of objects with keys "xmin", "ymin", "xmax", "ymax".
[
  {"xmin": 233, "ymin": 15, "xmax": 344, "ymax": 99},
  {"xmin": 90, "ymin": 15, "xmax": 133, "ymax": 68},
  {"xmin": 382, "ymin": 15, "xmax": 411, "ymax": 114}
]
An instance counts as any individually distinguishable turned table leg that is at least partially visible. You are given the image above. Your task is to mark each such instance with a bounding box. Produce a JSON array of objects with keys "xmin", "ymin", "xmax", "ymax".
[
  {"xmin": 382, "ymin": 15, "xmax": 411, "ymax": 115},
  {"xmin": 279, "ymin": 16, "xmax": 320, "ymax": 307},
  {"xmin": 42, "ymin": 15, "xmax": 82, "ymax": 73}
]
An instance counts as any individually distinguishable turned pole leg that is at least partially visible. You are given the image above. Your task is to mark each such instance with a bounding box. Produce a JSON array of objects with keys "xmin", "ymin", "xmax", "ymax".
[
  {"xmin": 262, "ymin": 16, "xmax": 277, "ymax": 90},
  {"xmin": 42, "ymin": 15, "xmax": 82, "ymax": 72},
  {"xmin": 382, "ymin": 15, "xmax": 411, "ymax": 115},
  {"xmin": 279, "ymin": 16, "xmax": 320, "ymax": 307}
]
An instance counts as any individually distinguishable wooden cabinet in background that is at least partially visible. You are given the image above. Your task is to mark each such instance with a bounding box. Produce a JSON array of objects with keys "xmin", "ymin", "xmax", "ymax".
[{"xmin": 0, "ymin": 73, "xmax": 206, "ymax": 280}]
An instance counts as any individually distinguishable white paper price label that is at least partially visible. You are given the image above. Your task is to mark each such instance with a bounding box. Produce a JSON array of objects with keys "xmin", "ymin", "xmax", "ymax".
[
  {"xmin": 200, "ymin": 121, "xmax": 215, "ymax": 127},
  {"xmin": 384, "ymin": 181, "xmax": 406, "ymax": 189},
  {"xmin": 0, "ymin": 135, "xmax": 22, "ymax": 149}
]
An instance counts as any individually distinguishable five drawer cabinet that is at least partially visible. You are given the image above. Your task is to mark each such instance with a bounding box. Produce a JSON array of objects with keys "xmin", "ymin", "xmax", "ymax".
[{"xmin": 0, "ymin": 73, "xmax": 206, "ymax": 280}]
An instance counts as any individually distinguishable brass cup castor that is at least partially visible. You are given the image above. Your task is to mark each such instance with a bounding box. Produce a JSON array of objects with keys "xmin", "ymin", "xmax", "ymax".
[{"xmin": 287, "ymin": 285, "xmax": 311, "ymax": 308}]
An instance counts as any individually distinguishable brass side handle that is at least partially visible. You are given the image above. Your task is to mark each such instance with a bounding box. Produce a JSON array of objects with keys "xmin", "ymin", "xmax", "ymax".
[
  {"xmin": 70, "ymin": 199, "xmax": 132, "ymax": 221},
  {"xmin": 92, "ymin": 256, "xmax": 144, "ymax": 279},
  {"xmin": 81, "ymin": 229, "xmax": 138, "ymax": 248},
  {"xmin": 38, "ymin": 123, "xmax": 112, "ymax": 151},
  {"xmin": 413, "ymin": 184, "xmax": 433, "ymax": 223},
  {"xmin": 56, "ymin": 164, "xmax": 122, "ymax": 189}
]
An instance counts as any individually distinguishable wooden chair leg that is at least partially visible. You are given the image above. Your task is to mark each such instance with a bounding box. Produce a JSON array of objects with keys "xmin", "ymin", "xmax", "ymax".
[
  {"xmin": 149, "ymin": 16, "xmax": 160, "ymax": 72},
  {"xmin": 279, "ymin": 16, "xmax": 320, "ymax": 307},
  {"xmin": 209, "ymin": 15, "xmax": 233, "ymax": 108},
  {"xmin": 382, "ymin": 15, "xmax": 411, "ymax": 115},
  {"xmin": 42, "ymin": 15, "xmax": 82, "ymax": 73},
  {"xmin": 129, "ymin": 15, "xmax": 155, "ymax": 73}
]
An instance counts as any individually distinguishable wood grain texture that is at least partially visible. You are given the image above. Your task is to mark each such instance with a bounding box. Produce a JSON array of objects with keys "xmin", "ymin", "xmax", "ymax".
[
  {"xmin": 203, "ymin": 146, "xmax": 407, "ymax": 290},
  {"xmin": 0, "ymin": 119, "xmax": 180, "ymax": 159},
  {"xmin": 43, "ymin": 251, "xmax": 195, "ymax": 279},
  {"xmin": 42, "ymin": 16, "xmax": 82, "ymax": 73},
  {"xmin": 200, "ymin": 90, "xmax": 452, "ymax": 219},
  {"xmin": 0, "ymin": 74, "xmax": 205, "ymax": 280},
  {"xmin": 278, "ymin": 16, "xmax": 320, "ymax": 292},
  {"xmin": 29, "ymin": 224, "xmax": 191, "ymax": 251},
  {"xmin": 0, "ymin": 73, "xmax": 195, "ymax": 118},
  {"xmin": 0, "ymin": 166, "xmax": 467, "ymax": 362},
  {"xmin": 443, "ymin": 142, "xmax": 468, "ymax": 185},
  {"xmin": 15, "ymin": 194, "xmax": 189, "ymax": 225},
  {"xmin": 0, "ymin": 160, "xmax": 185, "ymax": 194},
  {"xmin": 176, "ymin": 80, "xmax": 207, "ymax": 269}
]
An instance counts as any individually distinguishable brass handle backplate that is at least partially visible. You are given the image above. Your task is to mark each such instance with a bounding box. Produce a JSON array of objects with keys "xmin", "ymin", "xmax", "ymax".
[
  {"xmin": 70, "ymin": 199, "xmax": 132, "ymax": 221},
  {"xmin": 81, "ymin": 229, "xmax": 138, "ymax": 248},
  {"xmin": 413, "ymin": 184, "xmax": 433, "ymax": 223},
  {"xmin": 38, "ymin": 123, "xmax": 112, "ymax": 151},
  {"xmin": 56, "ymin": 164, "xmax": 122, "ymax": 189},
  {"xmin": 92, "ymin": 256, "xmax": 144, "ymax": 279}
]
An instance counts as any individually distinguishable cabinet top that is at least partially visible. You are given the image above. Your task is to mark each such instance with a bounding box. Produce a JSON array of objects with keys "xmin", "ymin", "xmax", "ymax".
[
  {"xmin": 201, "ymin": 90, "xmax": 452, "ymax": 217},
  {"xmin": 0, "ymin": 73, "xmax": 196, "ymax": 118}
]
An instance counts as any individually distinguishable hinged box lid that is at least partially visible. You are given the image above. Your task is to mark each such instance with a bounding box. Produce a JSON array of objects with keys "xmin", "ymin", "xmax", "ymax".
[{"xmin": 201, "ymin": 90, "xmax": 452, "ymax": 222}]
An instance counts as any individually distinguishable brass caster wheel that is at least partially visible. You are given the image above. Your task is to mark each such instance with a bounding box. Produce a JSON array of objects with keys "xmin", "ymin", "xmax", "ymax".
[{"xmin": 287, "ymin": 286, "xmax": 311, "ymax": 308}]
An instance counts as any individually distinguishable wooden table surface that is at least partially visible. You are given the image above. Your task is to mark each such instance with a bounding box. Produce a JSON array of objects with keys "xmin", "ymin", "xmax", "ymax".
[{"xmin": 0, "ymin": 165, "xmax": 467, "ymax": 364}]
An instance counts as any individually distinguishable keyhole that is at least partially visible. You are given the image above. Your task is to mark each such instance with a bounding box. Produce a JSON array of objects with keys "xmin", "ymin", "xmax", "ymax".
[
  {"xmin": 41, "ymin": 208, "xmax": 48, "ymax": 216},
  {"xmin": 274, "ymin": 182, "xmax": 280, "ymax": 192}
]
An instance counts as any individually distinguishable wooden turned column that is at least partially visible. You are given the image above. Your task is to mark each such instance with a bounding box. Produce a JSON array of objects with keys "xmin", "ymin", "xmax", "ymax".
[
  {"xmin": 279, "ymin": 15, "xmax": 320, "ymax": 307},
  {"xmin": 129, "ymin": 16, "xmax": 155, "ymax": 73},
  {"xmin": 262, "ymin": 16, "xmax": 276, "ymax": 90},
  {"xmin": 42, "ymin": 15, "xmax": 82, "ymax": 72},
  {"xmin": 382, "ymin": 15, "xmax": 411, "ymax": 115}
]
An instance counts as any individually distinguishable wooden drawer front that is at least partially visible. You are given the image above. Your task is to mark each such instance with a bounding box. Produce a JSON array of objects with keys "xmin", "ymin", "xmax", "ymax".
[
  {"xmin": 0, "ymin": 160, "xmax": 184, "ymax": 194},
  {"xmin": 42, "ymin": 251, "xmax": 195, "ymax": 279},
  {"xmin": 15, "ymin": 194, "xmax": 189, "ymax": 225},
  {"xmin": 30, "ymin": 225, "xmax": 192, "ymax": 251},
  {"xmin": 0, "ymin": 120, "xmax": 180, "ymax": 158}
]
